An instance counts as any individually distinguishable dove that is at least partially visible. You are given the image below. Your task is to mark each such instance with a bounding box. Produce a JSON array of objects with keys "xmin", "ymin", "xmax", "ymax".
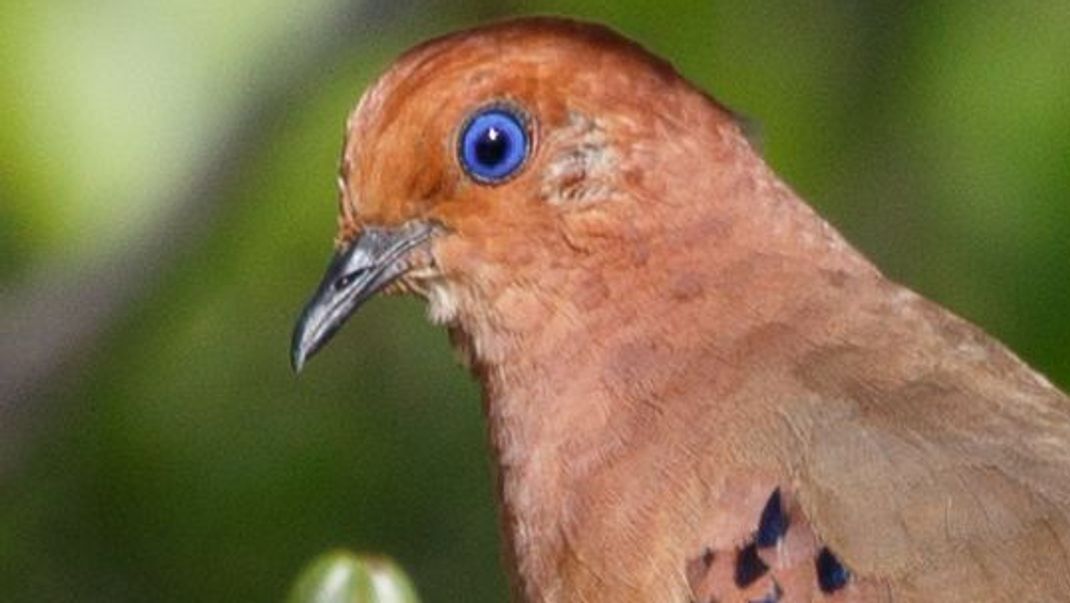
[{"xmin": 292, "ymin": 17, "xmax": 1070, "ymax": 602}]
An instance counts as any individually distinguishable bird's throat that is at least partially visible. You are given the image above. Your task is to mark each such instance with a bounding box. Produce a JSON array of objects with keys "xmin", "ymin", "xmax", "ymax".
[{"xmin": 455, "ymin": 281, "xmax": 709, "ymax": 600}]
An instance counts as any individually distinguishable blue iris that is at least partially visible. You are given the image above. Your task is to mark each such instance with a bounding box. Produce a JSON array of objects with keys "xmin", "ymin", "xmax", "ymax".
[{"xmin": 458, "ymin": 106, "xmax": 530, "ymax": 184}]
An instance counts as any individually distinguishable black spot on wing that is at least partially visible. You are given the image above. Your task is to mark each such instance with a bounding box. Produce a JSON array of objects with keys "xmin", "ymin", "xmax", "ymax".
[
  {"xmin": 816, "ymin": 547, "xmax": 850, "ymax": 593},
  {"xmin": 756, "ymin": 488, "xmax": 788, "ymax": 548},
  {"xmin": 735, "ymin": 542, "xmax": 768, "ymax": 588}
]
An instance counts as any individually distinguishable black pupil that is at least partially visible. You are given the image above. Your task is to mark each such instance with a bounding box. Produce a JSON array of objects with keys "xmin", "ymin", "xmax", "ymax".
[{"xmin": 475, "ymin": 126, "xmax": 510, "ymax": 167}]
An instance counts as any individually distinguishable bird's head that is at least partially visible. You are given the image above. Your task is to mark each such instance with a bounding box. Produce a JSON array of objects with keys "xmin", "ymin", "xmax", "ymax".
[{"xmin": 291, "ymin": 18, "xmax": 756, "ymax": 371}]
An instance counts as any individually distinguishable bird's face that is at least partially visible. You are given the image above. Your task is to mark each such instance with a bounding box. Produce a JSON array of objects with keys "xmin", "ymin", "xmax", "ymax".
[{"xmin": 291, "ymin": 19, "xmax": 741, "ymax": 370}]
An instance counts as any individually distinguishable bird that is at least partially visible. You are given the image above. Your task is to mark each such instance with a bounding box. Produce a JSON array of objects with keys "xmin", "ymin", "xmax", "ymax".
[{"xmin": 290, "ymin": 17, "xmax": 1070, "ymax": 602}]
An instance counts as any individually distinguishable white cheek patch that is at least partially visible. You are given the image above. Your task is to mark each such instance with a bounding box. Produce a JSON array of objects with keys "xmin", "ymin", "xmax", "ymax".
[{"xmin": 424, "ymin": 278, "xmax": 460, "ymax": 326}]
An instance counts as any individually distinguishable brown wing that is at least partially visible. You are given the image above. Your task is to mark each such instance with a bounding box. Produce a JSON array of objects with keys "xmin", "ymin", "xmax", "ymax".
[
  {"xmin": 787, "ymin": 281, "xmax": 1070, "ymax": 601},
  {"xmin": 678, "ymin": 275, "xmax": 1070, "ymax": 603}
]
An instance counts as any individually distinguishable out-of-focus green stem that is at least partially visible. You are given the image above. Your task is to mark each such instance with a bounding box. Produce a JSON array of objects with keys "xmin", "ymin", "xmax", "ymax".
[{"xmin": 287, "ymin": 550, "xmax": 421, "ymax": 603}]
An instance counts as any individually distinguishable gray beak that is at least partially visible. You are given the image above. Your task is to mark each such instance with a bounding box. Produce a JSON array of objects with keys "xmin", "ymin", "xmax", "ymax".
[{"xmin": 290, "ymin": 222, "xmax": 434, "ymax": 372}]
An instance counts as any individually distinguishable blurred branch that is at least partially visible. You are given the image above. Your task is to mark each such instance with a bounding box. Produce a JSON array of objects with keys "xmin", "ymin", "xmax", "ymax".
[{"xmin": 0, "ymin": 0, "xmax": 432, "ymax": 476}]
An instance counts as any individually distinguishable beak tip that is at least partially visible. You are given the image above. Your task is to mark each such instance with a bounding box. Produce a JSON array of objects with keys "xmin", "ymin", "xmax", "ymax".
[
  {"xmin": 291, "ymin": 307, "xmax": 335, "ymax": 375},
  {"xmin": 290, "ymin": 326, "xmax": 312, "ymax": 374},
  {"xmin": 290, "ymin": 319, "xmax": 310, "ymax": 374},
  {"xmin": 291, "ymin": 350, "xmax": 306, "ymax": 374}
]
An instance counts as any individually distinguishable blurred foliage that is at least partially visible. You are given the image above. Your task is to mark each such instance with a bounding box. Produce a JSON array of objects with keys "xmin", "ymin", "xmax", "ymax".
[
  {"xmin": 287, "ymin": 551, "xmax": 420, "ymax": 603},
  {"xmin": 1, "ymin": 1, "xmax": 1067, "ymax": 602}
]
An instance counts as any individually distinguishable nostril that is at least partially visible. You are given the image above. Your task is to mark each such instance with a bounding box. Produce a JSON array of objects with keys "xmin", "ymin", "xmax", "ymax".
[{"xmin": 334, "ymin": 268, "xmax": 369, "ymax": 291}]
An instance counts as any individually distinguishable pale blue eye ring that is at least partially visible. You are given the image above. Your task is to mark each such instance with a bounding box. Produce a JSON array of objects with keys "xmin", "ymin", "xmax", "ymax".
[{"xmin": 458, "ymin": 105, "xmax": 530, "ymax": 184}]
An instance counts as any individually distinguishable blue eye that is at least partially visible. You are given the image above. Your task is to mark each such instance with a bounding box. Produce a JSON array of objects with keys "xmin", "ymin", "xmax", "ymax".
[{"xmin": 458, "ymin": 106, "xmax": 530, "ymax": 184}]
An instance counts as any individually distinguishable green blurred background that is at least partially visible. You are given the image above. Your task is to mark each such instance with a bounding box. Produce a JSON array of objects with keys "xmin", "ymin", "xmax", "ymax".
[{"xmin": 1, "ymin": 1, "xmax": 1067, "ymax": 601}]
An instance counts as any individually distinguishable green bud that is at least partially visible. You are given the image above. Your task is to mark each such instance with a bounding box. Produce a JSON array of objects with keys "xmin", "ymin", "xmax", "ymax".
[{"xmin": 287, "ymin": 550, "xmax": 421, "ymax": 603}]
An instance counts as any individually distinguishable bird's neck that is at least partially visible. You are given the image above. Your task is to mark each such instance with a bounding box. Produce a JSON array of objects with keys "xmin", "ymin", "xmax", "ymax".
[
  {"xmin": 464, "ymin": 291, "xmax": 673, "ymax": 601},
  {"xmin": 448, "ymin": 154, "xmax": 878, "ymax": 600}
]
